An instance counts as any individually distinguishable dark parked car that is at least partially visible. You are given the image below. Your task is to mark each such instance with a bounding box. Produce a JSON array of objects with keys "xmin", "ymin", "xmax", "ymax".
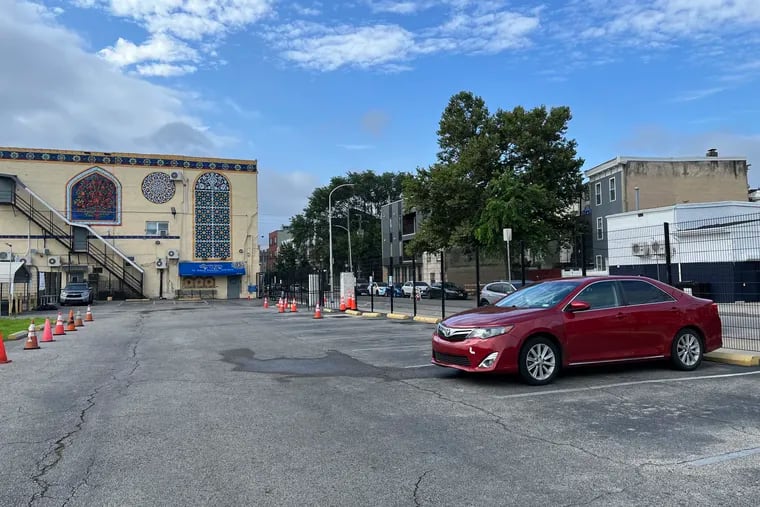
[
  {"xmin": 356, "ymin": 283, "xmax": 370, "ymax": 296},
  {"xmin": 427, "ymin": 282, "xmax": 468, "ymax": 300},
  {"xmin": 59, "ymin": 283, "xmax": 94, "ymax": 305},
  {"xmin": 432, "ymin": 276, "xmax": 722, "ymax": 385}
]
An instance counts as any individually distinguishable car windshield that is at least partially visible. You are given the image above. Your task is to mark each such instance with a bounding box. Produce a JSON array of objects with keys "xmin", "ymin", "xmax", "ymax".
[
  {"xmin": 65, "ymin": 283, "xmax": 89, "ymax": 290},
  {"xmin": 414, "ymin": 282, "xmax": 428, "ymax": 286},
  {"xmin": 494, "ymin": 280, "xmax": 581, "ymax": 309}
]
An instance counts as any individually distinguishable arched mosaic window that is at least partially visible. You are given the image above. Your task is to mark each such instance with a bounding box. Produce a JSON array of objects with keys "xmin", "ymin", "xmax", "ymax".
[
  {"xmin": 66, "ymin": 167, "xmax": 121, "ymax": 224},
  {"xmin": 194, "ymin": 172, "xmax": 231, "ymax": 259}
]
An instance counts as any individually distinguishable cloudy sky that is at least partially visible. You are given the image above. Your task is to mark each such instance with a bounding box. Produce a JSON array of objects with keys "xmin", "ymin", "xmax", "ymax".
[{"xmin": 2, "ymin": 0, "xmax": 760, "ymax": 238}]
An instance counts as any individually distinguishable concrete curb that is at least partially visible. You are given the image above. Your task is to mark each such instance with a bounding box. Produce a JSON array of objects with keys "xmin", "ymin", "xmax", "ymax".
[
  {"xmin": 386, "ymin": 313, "xmax": 411, "ymax": 320},
  {"xmin": 345, "ymin": 310, "xmax": 362, "ymax": 316},
  {"xmin": 125, "ymin": 298, "xmax": 151, "ymax": 302},
  {"xmin": 413, "ymin": 315, "xmax": 441, "ymax": 324},
  {"xmin": 6, "ymin": 325, "xmax": 43, "ymax": 341},
  {"xmin": 705, "ymin": 349, "xmax": 760, "ymax": 367},
  {"xmin": 361, "ymin": 312, "xmax": 382, "ymax": 318}
]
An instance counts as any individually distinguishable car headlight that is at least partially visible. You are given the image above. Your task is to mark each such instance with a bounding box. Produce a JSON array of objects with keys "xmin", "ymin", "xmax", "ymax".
[
  {"xmin": 467, "ymin": 326, "xmax": 513, "ymax": 340},
  {"xmin": 60, "ymin": 291, "xmax": 67, "ymax": 296}
]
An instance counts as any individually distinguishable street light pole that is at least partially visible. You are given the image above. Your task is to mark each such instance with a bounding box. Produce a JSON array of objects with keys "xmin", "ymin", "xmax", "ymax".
[{"xmin": 328, "ymin": 183, "xmax": 355, "ymax": 298}]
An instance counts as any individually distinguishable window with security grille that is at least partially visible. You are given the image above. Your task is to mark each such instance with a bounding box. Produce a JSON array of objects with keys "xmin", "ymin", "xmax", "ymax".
[
  {"xmin": 146, "ymin": 221, "xmax": 169, "ymax": 236},
  {"xmin": 194, "ymin": 172, "xmax": 231, "ymax": 259}
]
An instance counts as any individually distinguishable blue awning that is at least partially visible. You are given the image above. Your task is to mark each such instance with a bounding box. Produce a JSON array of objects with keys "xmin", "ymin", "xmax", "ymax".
[{"xmin": 178, "ymin": 261, "xmax": 246, "ymax": 277}]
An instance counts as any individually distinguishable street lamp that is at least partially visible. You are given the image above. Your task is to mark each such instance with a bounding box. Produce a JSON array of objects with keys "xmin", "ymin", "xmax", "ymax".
[{"xmin": 328, "ymin": 183, "xmax": 355, "ymax": 296}]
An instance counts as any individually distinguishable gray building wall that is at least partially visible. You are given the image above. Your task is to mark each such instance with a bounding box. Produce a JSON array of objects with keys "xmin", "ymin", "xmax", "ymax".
[{"xmin": 587, "ymin": 169, "xmax": 623, "ymax": 269}]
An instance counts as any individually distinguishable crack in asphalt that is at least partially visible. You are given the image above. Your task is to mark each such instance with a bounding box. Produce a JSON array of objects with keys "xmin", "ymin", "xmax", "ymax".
[
  {"xmin": 62, "ymin": 456, "xmax": 96, "ymax": 507},
  {"xmin": 398, "ymin": 379, "xmax": 632, "ymax": 467},
  {"xmin": 413, "ymin": 470, "xmax": 431, "ymax": 506},
  {"xmin": 27, "ymin": 386, "xmax": 100, "ymax": 507}
]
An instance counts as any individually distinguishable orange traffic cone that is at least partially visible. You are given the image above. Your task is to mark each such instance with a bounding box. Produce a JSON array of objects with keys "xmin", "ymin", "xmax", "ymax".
[
  {"xmin": 53, "ymin": 311, "xmax": 66, "ymax": 336},
  {"xmin": 278, "ymin": 298, "xmax": 284, "ymax": 313},
  {"xmin": 41, "ymin": 318, "xmax": 55, "ymax": 343},
  {"xmin": 263, "ymin": 297, "xmax": 269, "ymax": 309},
  {"xmin": 0, "ymin": 332, "xmax": 11, "ymax": 364},
  {"xmin": 85, "ymin": 305, "xmax": 94, "ymax": 322},
  {"xmin": 339, "ymin": 296, "xmax": 346, "ymax": 312},
  {"xmin": 75, "ymin": 310, "xmax": 84, "ymax": 327},
  {"xmin": 290, "ymin": 299, "xmax": 297, "ymax": 312},
  {"xmin": 313, "ymin": 304, "xmax": 323, "ymax": 319},
  {"xmin": 24, "ymin": 320, "xmax": 40, "ymax": 350},
  {"xmin": 65, "ymin": 310, "xmax": 77, "ymax": 332},
  {"xmin": 350, "ymin": 295, "xmax": 357, "ymax": 311}
]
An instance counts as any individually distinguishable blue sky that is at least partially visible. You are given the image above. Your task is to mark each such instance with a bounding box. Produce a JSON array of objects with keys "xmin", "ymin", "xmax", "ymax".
[{"xmin": 2, "ymin": 0, "xmax": 760, "ymax": 239}]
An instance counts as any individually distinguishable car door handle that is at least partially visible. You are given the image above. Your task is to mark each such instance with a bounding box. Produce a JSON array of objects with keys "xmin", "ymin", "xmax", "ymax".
[{"xmin": 614, "ymin": 312, "xmax": 626, "ymax": 319}]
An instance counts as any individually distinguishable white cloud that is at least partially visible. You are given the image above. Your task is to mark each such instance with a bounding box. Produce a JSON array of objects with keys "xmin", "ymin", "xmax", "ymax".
[
  {"xmin": 257, "ymin": 169, "xmax": 319, "ymax": 232},
  {"xmin": 672, "ymin": 87, "xmax": 726, "ymax": 102},
  {"xmin": 136, "ymin": 63, "xmax": 199, "ymax": 77},
  {"xmin": 267, "ymin": 5, "xmax": 540, "ymax": 71},
  {"xmin": 271, "ymin": 23, "xmax": 417, "ymax": 71},
  {"xmin": 98, "ymin": 34, "xmax": 198, "ymax": 68},
  {"xmin": 0, "ymin": 0, "xmax": 225, "ymax": 155},
  {"xmin": 75, "ymin": 0, "xmax": 275, "ymax": 76},
  {"xmin": 576, "ymin": 0, "xmax": 760, "ymax": 41}
]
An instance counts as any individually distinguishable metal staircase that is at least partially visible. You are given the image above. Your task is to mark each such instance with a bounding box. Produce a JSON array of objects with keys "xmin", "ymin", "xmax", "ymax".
[{"xmin": 2, "ymin": 174, "xmax": 145, "ymax": 298}]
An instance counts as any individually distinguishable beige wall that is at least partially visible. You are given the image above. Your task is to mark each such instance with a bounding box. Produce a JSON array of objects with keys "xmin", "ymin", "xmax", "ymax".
[
  {"xmin": 0, "ymin": 153, "xmax": 258, "ymax": 299},
  {"xmin": 624, "ymin": 160, "xmax": 749, "ymax": 212}
]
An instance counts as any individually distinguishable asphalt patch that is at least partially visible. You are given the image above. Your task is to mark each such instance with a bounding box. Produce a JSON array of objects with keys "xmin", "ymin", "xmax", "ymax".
[{"xmin": 219, "ymin": 348, "xmax": 455, "ymax": 380}]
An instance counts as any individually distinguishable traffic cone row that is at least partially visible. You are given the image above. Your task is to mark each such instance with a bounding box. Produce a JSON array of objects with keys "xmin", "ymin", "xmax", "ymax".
[{"xmin": 2, "ymin": 306, "xmax": 97, "ymax": 364}]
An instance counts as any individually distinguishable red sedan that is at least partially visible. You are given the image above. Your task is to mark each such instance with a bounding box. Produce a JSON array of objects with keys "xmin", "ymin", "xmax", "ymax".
[{"xmin": 431, "ymin": 276, "xmax": 722, "ymax": 385}]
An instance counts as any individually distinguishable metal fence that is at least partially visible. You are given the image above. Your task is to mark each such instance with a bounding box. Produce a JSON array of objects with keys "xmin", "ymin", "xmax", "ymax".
[{"xmin": 607, "ymin": 214, "xmax": 760, "ymax": 351}]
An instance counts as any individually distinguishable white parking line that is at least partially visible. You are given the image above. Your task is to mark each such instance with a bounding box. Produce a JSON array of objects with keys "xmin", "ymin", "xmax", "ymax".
[
  {"xmin": 493, "ymin": 370, "xmax": 760, "ymax": 399},
  {"xmin": 687, "ymin": 446, "xmax": 760, "ymax": 467},
  {"xmin": 402, "ymin": 364, "xmax": 434, "ymax": 369},
  {"xmin": 350, "ymin": 344, "xmax": 430, "ymax": 352}
]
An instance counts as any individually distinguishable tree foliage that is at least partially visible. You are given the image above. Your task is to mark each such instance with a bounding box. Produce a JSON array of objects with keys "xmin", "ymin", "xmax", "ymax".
[
  {"xmin": 403, "ymin": 91, "xmax": 585, "ymax": 257},
  {"xmin": 283, "ymin": 170, "xmax": 408, "ymax": 278}
]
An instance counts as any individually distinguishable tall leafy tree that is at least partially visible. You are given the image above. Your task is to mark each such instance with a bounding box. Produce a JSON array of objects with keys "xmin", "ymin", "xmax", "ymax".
[{"xmin": 404, "ymin": 91, "xmax": 584, "ymax": 258}]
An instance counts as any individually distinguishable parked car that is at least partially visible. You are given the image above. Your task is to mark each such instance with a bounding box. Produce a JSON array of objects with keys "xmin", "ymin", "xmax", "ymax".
[
  {"xmin": 386, "ymin": 283, "xmax": 403, "ymax": 297},
  {"xmin": 370, "ymin": 282, "xmax": 388, "ymax": 296},
  {"xmin": 432, "ymin": 276, "xmax": 722, "ymax": 385},
  {"xmin": 427, "ymin": 282, "xmax": 468, "ymax": 300},
  {"xmin": 59, "ymin": 282, "xmax": 94, "ymax": 305},
  {"xmin": 479, "ymin": 281, "xmax": 519, "ymax": 306},
  {"xmin": 402, "ymin": 281, "xmax": 430, "ymax": 298},
  {"xmin": 356, "ymin": 283, "xmax": 370, "ymax": 296}
]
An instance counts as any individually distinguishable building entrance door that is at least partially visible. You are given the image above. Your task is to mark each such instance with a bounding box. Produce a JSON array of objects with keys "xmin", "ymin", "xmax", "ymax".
[{"xmin": 227, "ymin": 275, "xmax": 241, "ymax": 299}]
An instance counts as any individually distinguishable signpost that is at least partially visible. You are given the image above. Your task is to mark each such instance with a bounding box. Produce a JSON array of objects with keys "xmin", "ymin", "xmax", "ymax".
[{"xmin": 503, "ymin": 228, "xmax": 512, "ymax": 284}]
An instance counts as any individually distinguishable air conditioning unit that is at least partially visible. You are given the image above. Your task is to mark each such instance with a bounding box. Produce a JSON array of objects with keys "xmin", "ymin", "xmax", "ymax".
[
  {"xmin": 47, "ymin": 256, "xmax": 61, "ymax": 267},
  {"xmin": 169, "ymin": 170, "xmax": 184, "ymax": 181},
  {"xmin": 0, "ymin": 251, "xmax": 12, "ymax": 261},
  {"xmin": 156, "ymin": 257, "xmax": 168, "ymax": 269},
  {"xmin": 631, "ymin": 242, "xmax": 649, "ymax": 257},
  {"xmin": 649, "ymin": 240, "xmax": 663, "ymax": 255},
  {"xmin": 167, "ymin": 249, "xmax": 180, "ymax": 260}
]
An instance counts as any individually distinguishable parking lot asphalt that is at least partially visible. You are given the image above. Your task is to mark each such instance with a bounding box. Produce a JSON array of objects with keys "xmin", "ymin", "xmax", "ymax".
[{"xmin": 1, "ymin": 300, "xmax": 759, "ymax": 506}]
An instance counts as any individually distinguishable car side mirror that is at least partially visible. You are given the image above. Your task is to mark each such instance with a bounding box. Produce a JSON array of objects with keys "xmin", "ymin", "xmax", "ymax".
[{"xmin": 566, "ymin": 301, "xmax": 591, "ymax": 312}]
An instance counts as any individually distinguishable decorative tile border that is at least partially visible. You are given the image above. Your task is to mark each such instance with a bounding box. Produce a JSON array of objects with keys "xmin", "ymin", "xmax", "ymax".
[{"xmin": 0, "ymin": 149, "xmax": 257, "ymax": 173}]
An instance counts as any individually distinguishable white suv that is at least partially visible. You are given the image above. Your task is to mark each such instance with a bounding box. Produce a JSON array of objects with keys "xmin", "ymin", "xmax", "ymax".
[{"xmin": 401, "ymin": 281, "xmax": 430, "ymax": 298}]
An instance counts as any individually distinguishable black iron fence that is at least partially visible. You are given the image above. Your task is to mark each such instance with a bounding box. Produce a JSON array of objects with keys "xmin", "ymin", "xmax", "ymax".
[{"xmin": 606, "ymin": 214, "xmax": 760, "ymax": 351}]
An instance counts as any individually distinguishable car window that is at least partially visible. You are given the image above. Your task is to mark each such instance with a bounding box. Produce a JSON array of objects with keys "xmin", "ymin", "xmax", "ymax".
[
  {"xmin": 620, "ymin": 280, "xmax": 674, "ymax": 305},
  {"xmin": 496, "ymin": 281, "xmax": 581, "ymax": 309},
  {"xmin": 66, "ymin": 284, "xmax": 88, "ymax": 290},
  {"xmin": 489, "ymin": 283, "xmax": 505, "ymax": 293},
  {"xmin": 575, "ymin": 282, "xmax": 620, "ymax": 310}
]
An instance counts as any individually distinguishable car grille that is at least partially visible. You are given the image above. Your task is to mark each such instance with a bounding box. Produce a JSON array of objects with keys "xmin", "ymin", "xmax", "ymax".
[
  {"xmin": 436, "ymin": 324, "xmax": 472, "ymax": 342},
  {"xmin": 433, "ymin": 351, "xmax": 471, "ymax": 367}
]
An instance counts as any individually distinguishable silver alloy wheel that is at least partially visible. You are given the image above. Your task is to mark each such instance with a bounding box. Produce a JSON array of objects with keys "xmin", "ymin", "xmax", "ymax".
[
  {"xmin": 526, "ymin": 343, "xmax": 556, "ymax": 381},
  {"xmin": 677, "ymin": 332, "xmax": 701, "ymax": 366}
]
